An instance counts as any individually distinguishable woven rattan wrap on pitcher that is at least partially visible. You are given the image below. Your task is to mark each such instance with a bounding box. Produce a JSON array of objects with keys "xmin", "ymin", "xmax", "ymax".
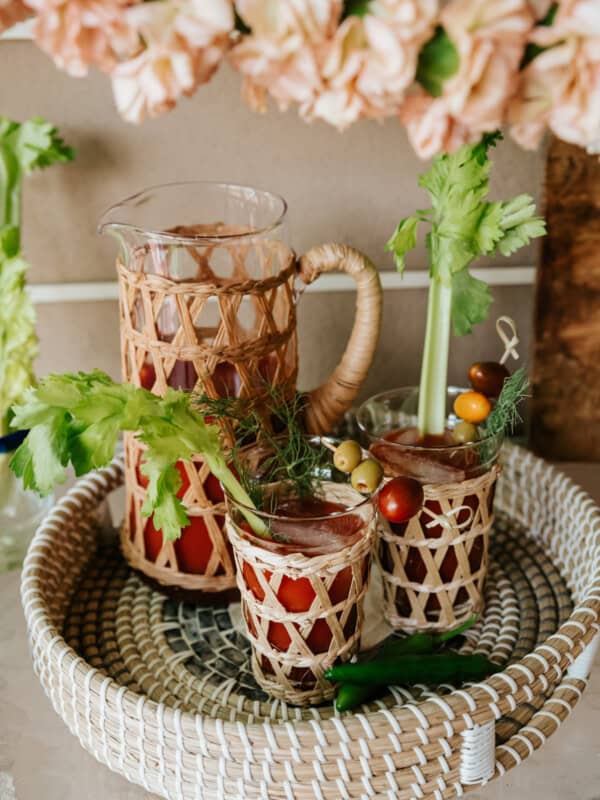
[
  {"xmin": 227, "ymin": 484, "xmax": 376, "ymax": 706},
  {"xmin": 379, "ymin": 465, "xmax": 500, "ymax": 632},
  {"xmin": 117, "ymin": 237, "xmax": 382, "ymax": 592}
]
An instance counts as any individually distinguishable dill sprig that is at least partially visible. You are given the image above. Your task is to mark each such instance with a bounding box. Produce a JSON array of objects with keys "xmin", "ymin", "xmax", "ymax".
[
  {"xmin": 485, "ymin": 367, "xmax": 529, "ymax": 437},
  {"xmin": 193, "ymin": 387, "xmax": 328, "ymax": 509}
]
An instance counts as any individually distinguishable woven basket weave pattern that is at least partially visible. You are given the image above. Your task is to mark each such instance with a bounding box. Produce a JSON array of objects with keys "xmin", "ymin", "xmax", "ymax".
[
  {"xmin": 118, "ymin": 237, "xmax": 297, "ymax": 593},
  {"xmin": 21, "ymin": 444, "xmax": 600, "ymax": 798},
  {"xmin": 379, "ymin": 465, "xmax": 500, "ymax": 633},
  {"xmin": 227, "ymin": 485, "xmax": 376, "ymax": 706},
  {"xmin": 117, "ymin": 240, "xmax": 383, "ymax": 593}
]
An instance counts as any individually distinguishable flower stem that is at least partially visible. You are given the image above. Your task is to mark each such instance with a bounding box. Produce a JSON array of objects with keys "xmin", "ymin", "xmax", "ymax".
[{"xmin": 418, "ymin": 277, "xmax": 452, "ymax": 436}]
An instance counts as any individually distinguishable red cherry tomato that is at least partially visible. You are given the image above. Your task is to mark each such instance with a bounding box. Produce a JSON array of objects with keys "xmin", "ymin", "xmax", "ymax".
[{"xmin": 378, "ymin": 477, "xmax": 424, "ymax": 524}]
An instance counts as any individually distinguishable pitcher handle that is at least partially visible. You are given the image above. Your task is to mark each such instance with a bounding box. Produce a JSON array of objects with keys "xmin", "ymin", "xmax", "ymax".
[{"xmin": 297, "ymin": 242, "xmax": 383, "ymax": 434}]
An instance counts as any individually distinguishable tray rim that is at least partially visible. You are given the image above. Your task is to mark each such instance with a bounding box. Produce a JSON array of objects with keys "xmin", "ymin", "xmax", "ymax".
[{"xmin": 20, "ymin": 444, "xmax": 600, "ymax": 797}]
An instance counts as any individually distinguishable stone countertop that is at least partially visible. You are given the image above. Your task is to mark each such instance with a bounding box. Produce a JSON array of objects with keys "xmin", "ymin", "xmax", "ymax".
[{"xmin": 1, "ymin": 462, "xmax": 599, "ymax": 800}]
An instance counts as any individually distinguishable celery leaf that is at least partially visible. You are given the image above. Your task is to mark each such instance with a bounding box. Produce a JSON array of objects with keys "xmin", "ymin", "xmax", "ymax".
[
  {"xmin": 451, "ymin": 270, "xmax": 493, "ymax": 336},
  {"xmin": 386, "ymin": 216, "xmax": 420, "ymax": 274}
]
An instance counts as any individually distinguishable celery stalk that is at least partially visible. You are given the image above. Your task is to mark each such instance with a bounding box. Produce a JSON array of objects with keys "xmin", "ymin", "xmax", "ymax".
[
  {"xmin": 387, "ymin": 134, "xmax": 546, "ymax": 438},
  {"xmin": 418, "ymin": 278, "xmax": 451, "ymax": 436},
  {"xmin": 205, "ymin": 454, "xmax": 270, "ymax": 539}
]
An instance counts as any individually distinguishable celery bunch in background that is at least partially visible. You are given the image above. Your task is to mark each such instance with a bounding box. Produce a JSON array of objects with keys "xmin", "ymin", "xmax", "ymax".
[
  {"xmin": 386, "ymin": 133, "xmax": 545, "ymax": 436},
  {"xmin": 0, "ymin": 117, "xmax": 74, "ymax": 438}
]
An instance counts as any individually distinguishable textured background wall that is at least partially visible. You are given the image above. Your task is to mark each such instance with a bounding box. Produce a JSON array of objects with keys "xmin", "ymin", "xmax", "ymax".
[{"xmin": 1, "ymin": 40, "xmax": 544, "ymax": 402}]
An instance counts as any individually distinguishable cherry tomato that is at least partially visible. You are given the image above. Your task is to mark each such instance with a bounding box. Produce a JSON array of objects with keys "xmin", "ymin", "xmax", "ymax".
[
  {"xmin": 468, "ymin": 361, "xmax": 509, "ymax": 398},
  {"xmin": 454, "ymin": 391, "xmax": 491, "ymax": 424},
  {"xmin": 139, "ymin": 362, "xmax": 156, "ymax": 390},
  {"xmin": 378, "ymin": 477, "xmax": 424, "ymax": 523}
]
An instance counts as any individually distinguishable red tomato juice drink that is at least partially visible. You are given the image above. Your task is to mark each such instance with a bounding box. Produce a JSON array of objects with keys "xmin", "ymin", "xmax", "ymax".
[
  {"xmin": 357, "ymin": 387, "xmax": 503, "ymax": 634},
  {"xmin": 226, "ymin": 483, "xmax": 376, "ymax": 706}
]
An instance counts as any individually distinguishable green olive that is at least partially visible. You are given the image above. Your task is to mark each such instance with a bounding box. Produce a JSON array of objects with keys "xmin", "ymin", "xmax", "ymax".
[
  {"xmin": 334, "ymin": 439, "xmax": 362, "ymax": 473},
  {"xmin": 351, "ymin": 459, "xmax": 383, "ymax": 494},
  {"xmin": 453, "ymin": 420, "xmax": 479, "ymax": 444}
]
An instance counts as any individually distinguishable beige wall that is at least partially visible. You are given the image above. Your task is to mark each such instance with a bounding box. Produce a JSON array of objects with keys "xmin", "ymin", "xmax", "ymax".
[{"xmin": 2, "ymin": 40, "xmax": 543, "ymax": 401}]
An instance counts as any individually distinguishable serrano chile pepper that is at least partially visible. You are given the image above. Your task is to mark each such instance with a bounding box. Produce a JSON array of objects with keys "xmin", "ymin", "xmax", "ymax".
[
  {"xmin": 326, "ymin": 653, "xmax": 502, "ymax": 686},
  {"xmin": 334, "ymin": 615, "xmax": 477, "ymax": 712}
]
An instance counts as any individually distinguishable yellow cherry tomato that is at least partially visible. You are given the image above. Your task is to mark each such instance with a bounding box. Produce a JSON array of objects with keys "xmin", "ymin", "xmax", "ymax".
[{"xmin": 454, "ymin": 391, "xmax": 491, "ymax": 424}]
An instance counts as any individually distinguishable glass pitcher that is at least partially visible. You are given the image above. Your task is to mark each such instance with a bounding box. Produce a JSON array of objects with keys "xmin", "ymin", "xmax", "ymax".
[{"xmin": 98, "ymin": 181, "xmax": 382, "ymax": 594}]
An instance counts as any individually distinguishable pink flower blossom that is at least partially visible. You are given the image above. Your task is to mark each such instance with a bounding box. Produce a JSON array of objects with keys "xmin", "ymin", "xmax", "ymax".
[
  {"xmin": 0, "ymin": 0, "xmax": 31, "ymax": 34},
  {"xmin": 401, "ymin": 92, "xmax": 479, "ymax": 160},
  {"xmin": 229, "ymin": 0, "xmax": 342, "ymax": 114},
  {"xmin": 309, "ymin": 2, "xmax": 437, "ymax": 129},
  {"xmin": 112, "ymin": 0, "xmax": 233, "ymax": 124},
  {"xmin": 401, "ymin": 0, "xmax": 534, "ymax": 158},
  {"xmin": 25, "ymin": 0, "xmax": 138, "ymax": 77},
  {"xmin": 509, "ymin": 1, "xmax": 600, "ymax": 153}
]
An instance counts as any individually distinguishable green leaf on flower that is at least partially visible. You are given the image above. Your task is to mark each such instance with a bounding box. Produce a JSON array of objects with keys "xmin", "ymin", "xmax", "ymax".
[
  {"xmin": 521, "ymin": 3, "xmax": 559, "ymax": 67},
  {"xmin": 451, "ymin": 270, "xmax": 493, "ymax": 336},
  {"xmin": 342, "ymin": 0, "xmax": 371, "ymax": 19},
  {"xmin": 416, "ymin": 27, "xmax": 460, "ymax": 97}
]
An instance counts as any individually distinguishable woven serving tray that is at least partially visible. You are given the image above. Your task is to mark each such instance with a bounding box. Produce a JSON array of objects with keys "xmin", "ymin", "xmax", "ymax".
[{"xmin": 21, "ymin": 445, "xmax": 600, "ymax": 800}]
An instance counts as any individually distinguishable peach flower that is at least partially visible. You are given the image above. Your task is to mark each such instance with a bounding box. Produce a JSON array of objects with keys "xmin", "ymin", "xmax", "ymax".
[
  {"xmin": 401, "ymin": 0, "xmax": 534, "ymax": 158},
  {"xmin": 112, "ymin": 0, "xmax": 233, "ymax": 123},
  {"xmin": 0, "ymin": 0, "xmax": 31, "ymax": 34},
  {"xmin": 309, "ymin": 1, "xmax": 437, "ymax": 129},
  {"xmin": 229, "ymin": 0, "xmax": 342, "ymax": 114},
  {"xmin": 25, "ymin": 0, "xmax": 138, "ymax": 77},
  {"xmin": 509, "ymin": 1, "xmax": 600, "ymax": 152},
  {"xmin": 400, "ymin": 92, "xmax": 478, "ymax": 159}
]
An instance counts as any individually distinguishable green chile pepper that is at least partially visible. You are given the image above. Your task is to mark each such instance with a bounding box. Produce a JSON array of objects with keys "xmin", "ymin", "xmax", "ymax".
[
  {"xmin": 326, "ymin": 653, "xmax": 502, "ymax": 686},
  {"xmin": 334, "ymin": 615, "xmax": 478, "ymax": 712}
]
